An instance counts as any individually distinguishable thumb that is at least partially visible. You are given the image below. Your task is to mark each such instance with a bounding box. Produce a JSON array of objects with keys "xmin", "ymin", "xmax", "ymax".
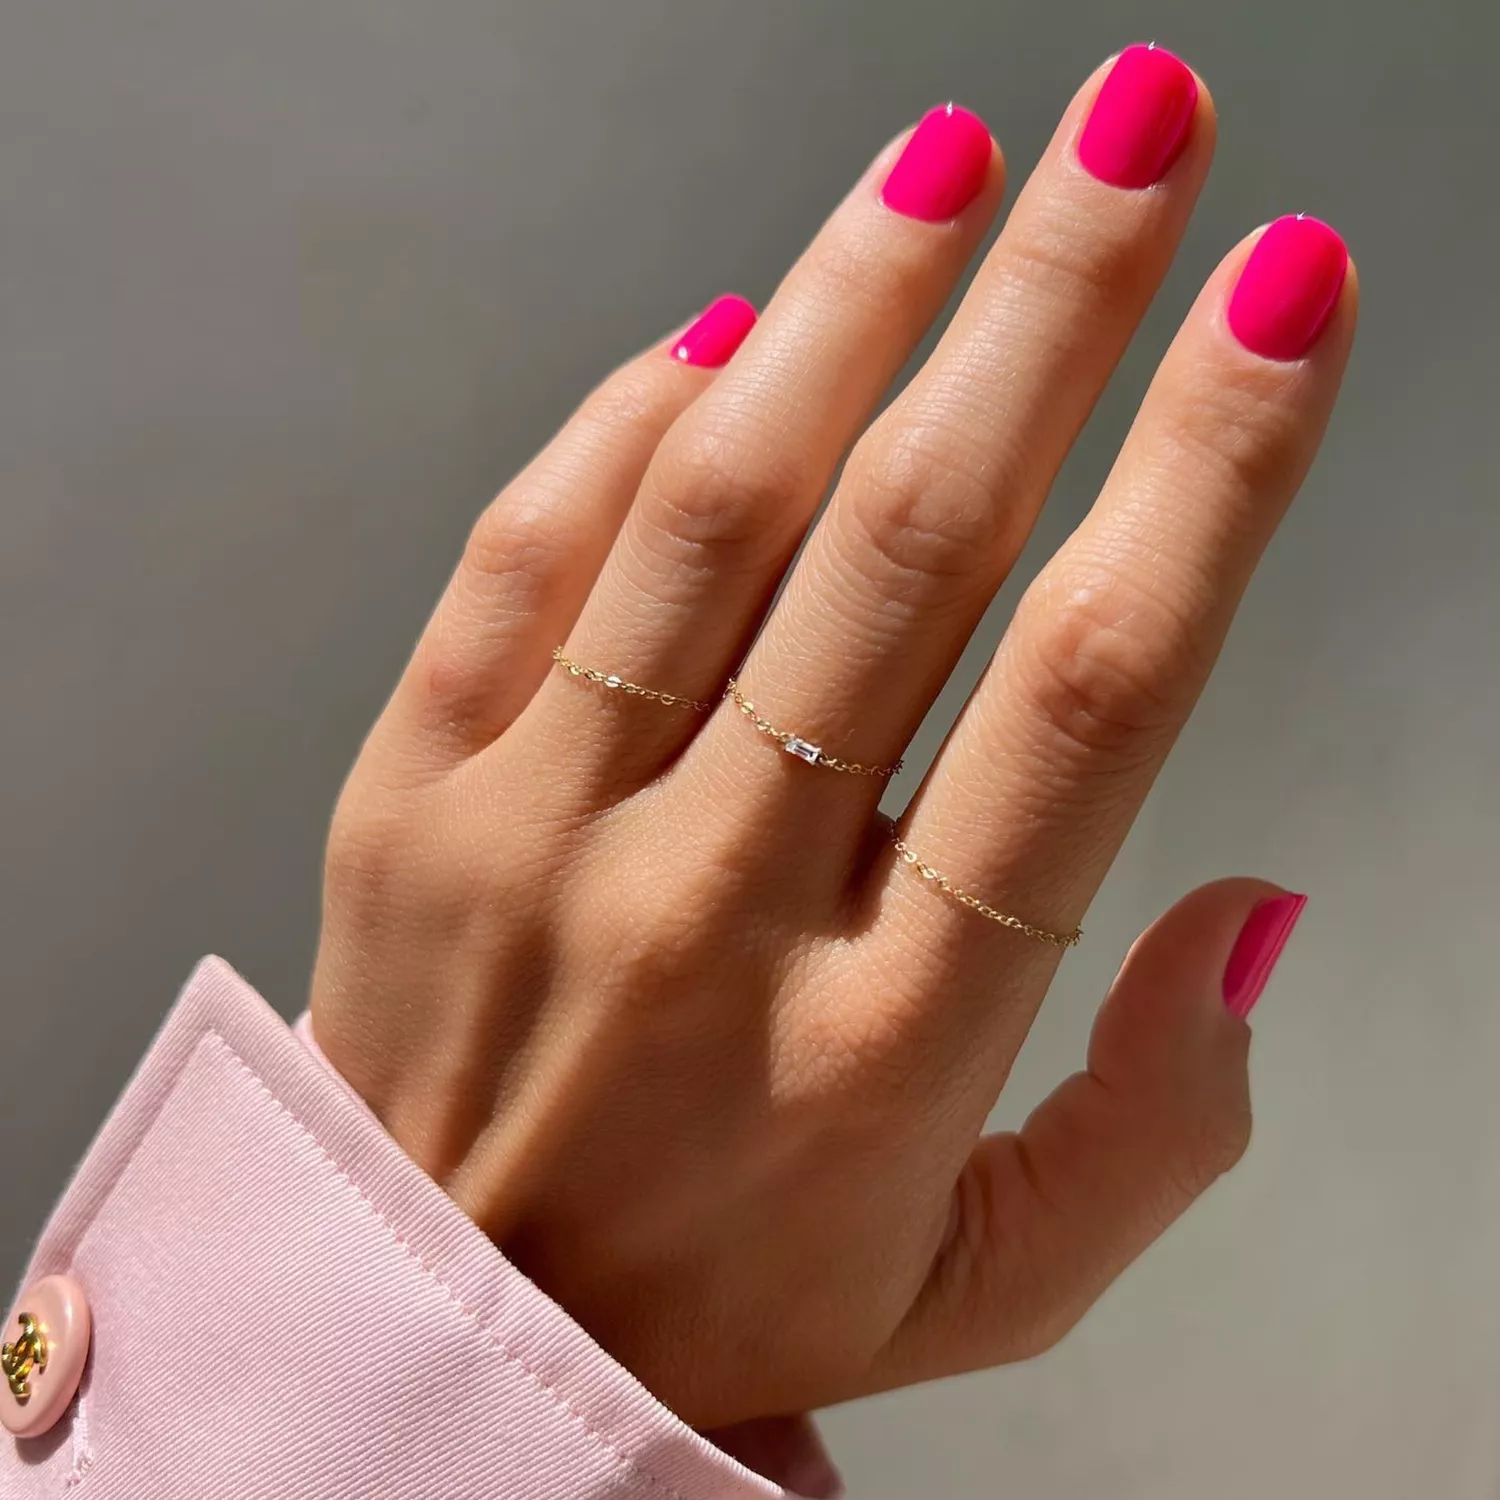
[{"xmin": 881, "ymin": 878, "xmax": 1307, "ymax": 1386}]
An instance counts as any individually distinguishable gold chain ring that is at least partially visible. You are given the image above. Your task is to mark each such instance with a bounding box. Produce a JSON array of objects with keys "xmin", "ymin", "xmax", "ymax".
[
  {"xmin": 724, "ymin": 679, "xmax": 903, "ymax": 779},
  {"xmin": 552, "ymin": 647, "xmax": 714, "ymax": 712},
  {"xmin": 890, "ymin": 830, "xmax": 1081, "ymax": 948}
]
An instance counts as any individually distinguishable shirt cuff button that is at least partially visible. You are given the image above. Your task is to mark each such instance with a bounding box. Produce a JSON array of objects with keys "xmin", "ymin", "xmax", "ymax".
[{"xmin": 1, "ymin": 1274, "xmax": 91, "ymax": 1439}]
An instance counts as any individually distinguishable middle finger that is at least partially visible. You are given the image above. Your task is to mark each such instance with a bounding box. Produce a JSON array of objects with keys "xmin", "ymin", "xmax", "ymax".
[{"xmin": 692, "ymin": 47, "xmax": 1211, "ymax": 837}]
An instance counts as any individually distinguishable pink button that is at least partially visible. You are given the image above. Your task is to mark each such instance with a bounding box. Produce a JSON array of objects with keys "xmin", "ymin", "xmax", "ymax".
[{"xmin": 1, "ymin": 1274, "xmax": 91, "ymax": 1438}]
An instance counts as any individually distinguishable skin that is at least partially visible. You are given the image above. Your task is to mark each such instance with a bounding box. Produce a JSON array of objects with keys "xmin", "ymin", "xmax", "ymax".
[{"xmin": 310, "ymin": 57, "xmax": 1357, "ymax": 1433}]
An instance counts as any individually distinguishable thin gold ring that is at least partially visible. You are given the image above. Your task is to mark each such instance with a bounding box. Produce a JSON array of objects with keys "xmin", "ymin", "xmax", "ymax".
[
  {"xmin": 724, "ymin": 679, "xmax": 903, "ymax": 779},
  {"xmin": 552, "ymin": 647, "xmax": 713, "ymax": 712},
  {"xmin": 891, "ymin": 828, "xmax": 1081, "ymax": 949}
]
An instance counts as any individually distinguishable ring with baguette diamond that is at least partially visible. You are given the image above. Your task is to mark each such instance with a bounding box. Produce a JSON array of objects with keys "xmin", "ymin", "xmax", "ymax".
[
  {"xmin": 890, "ymin": 828, "xmax": 1081, "ymax": 948},
  {"xmin": 724, "ymin": 679, "xmax": 903, "ymax": 779},
  {"xmin": 552, "ymin": 647, "xmax": 714, "ymax": 712}
]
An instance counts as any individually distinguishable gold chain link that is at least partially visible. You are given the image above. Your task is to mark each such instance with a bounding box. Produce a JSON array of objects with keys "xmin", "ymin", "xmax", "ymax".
[
  {"xmin": 891, "ymin": 830, "xmax": 1081, "ymax": 948},
  {"xmin": 554, "ymin": 651, "xmax": 1069, "ymax": 943},
  {"xmin": 724, "ymin": 679, "xmax": 903, "ymax": 779},
  {"xmin": 552, "ymin": 647, "xmax": 713, "ymax": 712}
]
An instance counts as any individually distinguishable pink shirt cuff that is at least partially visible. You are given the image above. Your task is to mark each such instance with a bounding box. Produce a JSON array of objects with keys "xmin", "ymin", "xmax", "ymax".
[{"xmin": 2, "ymin": 956, "xmax": 840, "ymax": 1498}]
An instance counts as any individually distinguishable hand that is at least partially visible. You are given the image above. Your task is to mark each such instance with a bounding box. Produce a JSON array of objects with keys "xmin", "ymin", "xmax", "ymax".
[{"xmin": 310, "ymin": 48, "xmax": 1353, "ymax": 1431}]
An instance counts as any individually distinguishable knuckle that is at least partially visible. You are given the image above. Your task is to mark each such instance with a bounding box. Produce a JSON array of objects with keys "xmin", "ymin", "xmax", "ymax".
[
  {"xmin": 1184, "ymin": 1099, "xmax": 1253, "ymax": 1190},
  {"xmin": 582, "ymin": 856, "xmax": 740, "ymax": 1001},
  {"xmin": 1015, "ymin": 563, "xmax": 1202, "ymax": 765},
  {"xmin": 325, "ymin": 779, "xmax": 511, "ymax": 925},
  {"xmin": 459, "ymin": 487, "xmax": 573, "ymax": 605},
  {"xmin": 323, "ymin": 788, "xmax": 415, "ymax": 906},
  {"xmin": 418, "ymin": 490, "xmax": 574, "ymax": 735},
  {"xmin": 943, "ymin": 1154, "xmax": 1085, "ymax": 1365},
  {"xmin": 838, "ymin": 427, "xmax": 1007, "ymax": 589},
  {"xmin": 997, "ymin": 1304, "xmax": 1085, "ymax": 1364},
  {"xmin": 575, "ymin": 358, "xmax": 680, "ymax": 437},
  {"xmin": 793, "ymin": 1000, "xmax": 914, "ymax": 1107},
  {"xmin": 808, "ymin": 223, "xmax": 945, "ymax": 325},
  {"xmin": 1000, "ymin": 213, "xmax": 1150, "ymax": 323},
  {"xmin": 1156, "ymin": 1111, "xmax": 1251, "ymax": 1220},
  {"xmin": 1160, "ymin": 361, "xmax": 1307, "ymax": 503},
  {"xmin": 639, "ymin": 418, "xmax": 804, "ymax": 576},
  {"xmin": 1149, "ymin": 1070, "xmax": 1254, "ymax": 1216}
]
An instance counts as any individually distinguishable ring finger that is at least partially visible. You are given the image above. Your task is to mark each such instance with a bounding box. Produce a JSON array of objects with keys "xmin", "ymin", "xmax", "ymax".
[
  {"xmin": 882, "ymin": 214, "xmax": 1356, "ymax": 1077},
  {"xmin": 691, "ymin": 47, "xmax": 1213, "ymax": 840}
]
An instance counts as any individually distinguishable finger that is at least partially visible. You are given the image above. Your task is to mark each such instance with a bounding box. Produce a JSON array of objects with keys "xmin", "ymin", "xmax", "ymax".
[
  {"xmin": 698, "ymin": 47, "xmax": 1212, "ymax": 835},
  {"xmin": 884, "ymin": 216, "xmax": 1355, "ymax": 1052},
  {"xmin": 368, "ymin": 304, "xmax": 754, "ymax": 777},
  {"xmin": 871, "ymin": 878, "xmax": 1301, "ymax": 1389},
  {"xmin": 524, "ymin": 107, "xmax": 1005, "ymax": 787}
]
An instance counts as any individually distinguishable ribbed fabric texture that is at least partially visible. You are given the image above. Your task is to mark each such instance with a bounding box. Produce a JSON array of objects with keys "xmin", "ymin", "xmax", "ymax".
[{"xmin": 1, "ymin": 957, "xmax": 809, "ymax": 1498}]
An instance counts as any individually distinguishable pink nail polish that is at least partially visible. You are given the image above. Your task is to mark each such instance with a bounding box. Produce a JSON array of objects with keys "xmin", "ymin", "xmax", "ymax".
[
  {"xmin": 1227, "ymin": 215, "xmax": 1349, "ymax": 361},
  {"xmin": 1222, "ymin": 893, "xmax": 1308, "ymax": 1020},
  {"xmin": 671, "ymin": 294, "xmax": 757, "ymax": 368},
  {"xmin": 1077, "ymin": 43, "xmax": 1198, "ymax": 189},
  {"xmin": 880, "ymin": 103, "xmax": 993, "ymax": 222}
]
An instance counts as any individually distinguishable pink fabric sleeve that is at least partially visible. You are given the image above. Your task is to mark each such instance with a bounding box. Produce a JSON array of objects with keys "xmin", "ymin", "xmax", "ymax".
[{"xmin": 0, "ymin": 956, "xmax": 840, "ymax": 1499}]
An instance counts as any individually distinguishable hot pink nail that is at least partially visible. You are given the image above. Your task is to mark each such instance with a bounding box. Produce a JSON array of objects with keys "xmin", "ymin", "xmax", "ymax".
[
  {"xmin": 880, "ymin": 103, "xmax": 993, "ymax": 222},
  {"xmin": 1222, "ymin": 893, "xmax": 1308, "ymax": 1020},
  {"xmin": 1077, "ymin": 43, "xmax": 1198, "ymax": 188},
  {"xmin": 671, "ymin": 294, "xmax": 757, "ymax": 368},
  {"xmin": 1227, "ymin": 215, "xmax": 1348, "ymax": 360}
]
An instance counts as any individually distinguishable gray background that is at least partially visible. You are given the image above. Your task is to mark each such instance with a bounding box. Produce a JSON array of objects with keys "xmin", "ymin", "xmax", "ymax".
[{"xmin": 2, "ymin": 2, "xmax": 1497, "ymax": 1495}]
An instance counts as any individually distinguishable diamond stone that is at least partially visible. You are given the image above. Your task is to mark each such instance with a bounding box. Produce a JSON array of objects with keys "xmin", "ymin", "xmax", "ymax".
[{"xmin": 784, "ymin": 736, "xmax": 822, "ymax": 765}]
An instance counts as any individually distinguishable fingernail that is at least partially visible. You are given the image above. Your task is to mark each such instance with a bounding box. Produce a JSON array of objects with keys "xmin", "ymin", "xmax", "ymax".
[
  {"xmin": 1077, "ymin": 43, "xmax": 1199, "ymax": 188},
  {"xmin": 1227, "ymin": 215, "xmax": 1349, "ymax": 360},
  {"xmin": 671, "ymin": 294, "xmax": 757, "ymax": 368},
  {"xmin": 1222, "ymin": 893, "xmax": 1308, "ymax": 1020},
  {"xmin": 880, "ymin": 103, "xmax": 993, "ymax": 222}
]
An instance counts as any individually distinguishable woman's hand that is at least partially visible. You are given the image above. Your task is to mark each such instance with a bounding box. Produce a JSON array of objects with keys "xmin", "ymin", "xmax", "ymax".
[{"xmin": 310, "ymin": 48, "xmax": 1353, "ymax": 1431}]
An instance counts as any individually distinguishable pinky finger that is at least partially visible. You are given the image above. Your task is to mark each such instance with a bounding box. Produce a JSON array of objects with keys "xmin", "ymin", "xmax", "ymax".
[
  {"xmin": 872, "ymin": 878, "xmax": 1305, "ymax": 1388},
  {"xmin": 372, "ymin": 296, "xmax": 756, "ymax": 778}
]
